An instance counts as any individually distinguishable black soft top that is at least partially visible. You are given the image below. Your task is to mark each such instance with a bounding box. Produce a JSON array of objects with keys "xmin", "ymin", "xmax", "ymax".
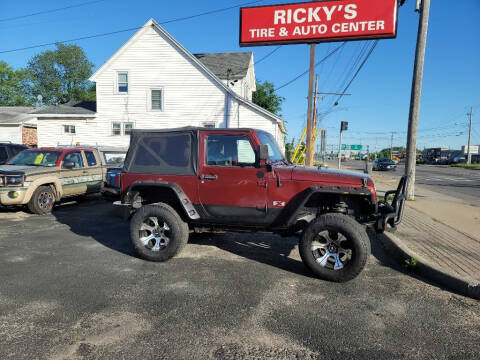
[{"xmin": 124, "ymin": 127, "xmax": 259, "ymax": 175}]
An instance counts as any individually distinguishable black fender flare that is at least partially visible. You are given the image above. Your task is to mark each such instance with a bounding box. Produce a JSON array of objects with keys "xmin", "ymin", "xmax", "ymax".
[
  {"xmin": 126, "ymin": 181, "xmax": 200, "ymax": 220},
  {"xmin": 271, "ymin": 186, "xmax": 373, "ymax": 228}
]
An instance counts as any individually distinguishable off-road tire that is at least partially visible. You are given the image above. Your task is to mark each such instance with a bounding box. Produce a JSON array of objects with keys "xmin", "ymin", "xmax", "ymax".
[
  {"xmin": 27, "ymin": 185, "xmax": 56, "ymax": 215},
  {"xmin": 130, "ymin": 203, "xmax": 189, "ymax": 262},
  {"xmin": 299, "ymin": 213, "xmax": 370, "ymax": 282}
]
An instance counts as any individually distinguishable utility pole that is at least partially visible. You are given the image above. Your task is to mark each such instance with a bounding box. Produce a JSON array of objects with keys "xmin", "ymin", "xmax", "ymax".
[
  {"xmin": 390, "ymin": 132, "xmax": 395, "ymax": 160},
  {"xmin": 305, "ymin": 44, "xmax": 315, "ymax": 167},
  {"xmin": 405, "ymin": 0, "xmax": 430, "ymax": 200},
  {"xmin": 467, "ymin": 107, "xmax": 473, "ymax": 164},
  {"xmin": 338, "ymin": 131, "xmax": 343, "ymax": 169},
  {"xmin": 305, "ymin": 0, "xmax": 319, "ymax": 167},
  {"xmin": 338, "ymin": 121, "xmax": 348, "ymax": 169},
  {"xmin": 311, "ymin": 75, "xmax": 319, "ymax": 162}
]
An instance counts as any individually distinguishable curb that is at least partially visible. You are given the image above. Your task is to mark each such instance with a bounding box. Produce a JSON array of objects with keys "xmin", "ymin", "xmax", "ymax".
[{"xmin": 377, "ymin": 231, "xmax": 480, "ymax": 300}]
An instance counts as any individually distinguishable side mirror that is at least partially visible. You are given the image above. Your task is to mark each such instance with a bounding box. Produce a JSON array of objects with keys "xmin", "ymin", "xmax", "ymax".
[
  {"xmin": 259, "ymin": 144, "xmax": 269, "ymax": 161},
  {"xmin": 63, "ymin": 161, "xmax": 75, "ymax": 169}
]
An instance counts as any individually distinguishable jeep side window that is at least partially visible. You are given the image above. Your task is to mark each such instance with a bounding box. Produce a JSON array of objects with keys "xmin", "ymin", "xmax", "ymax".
[
  {"xmin": 63, "ymin": 151, "xmax": 84, "ymax": 168},
  {"xmin": 206, "ymin": 135, "xmax": 255, "ymax": 167}
]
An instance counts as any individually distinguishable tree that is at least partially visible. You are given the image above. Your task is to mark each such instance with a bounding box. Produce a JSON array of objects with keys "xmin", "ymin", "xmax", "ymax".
[
  {"xmin": 0, "ymin": 61, "xmax": 31, "ymax": 106},
  {"xmin": 378, "ymin": 146, "xmax": 406, "ymax": 159},
  {"xmin": 284, "ymin": 138, "xmax": 294, "ymax": 161},
  {"xmin": 252, "ymin": 80, "xmax": 285, "ymax": 116},
  {"xmin": 26, "ymin": 43, "xmax": 94, "ymax": 105}
]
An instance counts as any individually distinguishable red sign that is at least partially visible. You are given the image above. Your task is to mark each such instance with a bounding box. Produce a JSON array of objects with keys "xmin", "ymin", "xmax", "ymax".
[{"xmin": 240, "ymin": 0, "xmax": 398, "ymax": 46}]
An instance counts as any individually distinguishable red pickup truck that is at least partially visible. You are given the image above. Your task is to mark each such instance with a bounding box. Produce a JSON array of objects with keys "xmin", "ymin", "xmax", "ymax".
[{"xmin": 115, "ymin": 127, "xmax": 405, "ymax": 282}]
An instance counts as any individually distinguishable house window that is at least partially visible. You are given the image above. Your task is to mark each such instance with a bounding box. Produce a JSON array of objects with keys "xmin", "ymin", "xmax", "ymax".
[
  {"xmin": 112, "ymin": 122, "xmax": 121, "ymax": 136},
  {"xmin": 117, "ymin": 72, "xmax": 128, "ymax": 93},
  {"xmin": 64, "ymin": 125, "xmax": 76, "ymax": 134},
  {"xmin": 151, "ymin": 89, "xmax": 163, "ymax": 110},
  {"xmin": 124, "ymin": 122, "xmax": 133, "ymax": 135}
]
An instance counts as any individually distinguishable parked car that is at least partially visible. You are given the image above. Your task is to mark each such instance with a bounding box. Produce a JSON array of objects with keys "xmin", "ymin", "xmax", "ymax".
[
  {"xmin": 373, "ymin": 158, "xmax": 397, "ymax": 171},
  {"xmin": 98, "ymin": 147, "xmax": 127, "ymax": 197},
  {"xmin": 114, "ymin": 127, "xmax": 406, "ymax": 282},
  {"xmin": 0, "ymin": 147, "xmax": 103, "ymax": 214},
  {"xmin": 0, "ymin": 142, "xmax": 28, "ymax": 165},
  {"xmin": 56, "ymin": 145, "xmax": 127, "ymax": 198}
]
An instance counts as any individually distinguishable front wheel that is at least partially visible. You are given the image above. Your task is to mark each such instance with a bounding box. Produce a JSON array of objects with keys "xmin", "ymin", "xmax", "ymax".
[
  {"xmin": 28, "ymin": 185, "xmax": 56, "ymax": 215},
  {"xmin": 130, "ymin": 203, "xmax": 189, "ymax": 262},
  {"xmin": 299, "ymin": 213, "xmax": 371, "ymax": 282}
]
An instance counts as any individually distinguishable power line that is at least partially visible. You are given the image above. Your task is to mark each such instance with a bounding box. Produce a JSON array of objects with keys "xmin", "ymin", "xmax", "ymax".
[
  {"xmin": 255, "ymin": 46, "xmax": 282, "ymax": 65},
  {"xmin": 0, "ymin": 0, "xmax": 108, "ymax": 22},
  {"xmin": 0, "ymin": 0, "xmax": 265, "ymax": 54},
  {"xmin": 332, "ymin": 40, "xmax": 378, "ymax": 105},
  {"xmin": 274, "ymin": 42, "xmax": 346, "ymax": 92}
]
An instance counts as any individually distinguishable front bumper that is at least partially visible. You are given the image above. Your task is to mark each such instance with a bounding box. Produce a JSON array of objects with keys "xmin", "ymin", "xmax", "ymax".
[
  {"xmin": 0, "ymin": 187, "xmax": 28, "ymax": 205},
  {"xmin": 373, "ymin": 176, "xmax": 407, "ymax": 233}
]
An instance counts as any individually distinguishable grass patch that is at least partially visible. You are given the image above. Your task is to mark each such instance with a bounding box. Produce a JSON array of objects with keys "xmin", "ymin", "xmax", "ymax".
[{"xmin": 450, "ymin": 163, "xmax": 480, "ymax": 170}]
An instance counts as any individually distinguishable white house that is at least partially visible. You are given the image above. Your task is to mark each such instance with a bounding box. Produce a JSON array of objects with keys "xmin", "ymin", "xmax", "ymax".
[{"xmin": 35, "ymin": 19, "xmax": 286, "ymax": 149}]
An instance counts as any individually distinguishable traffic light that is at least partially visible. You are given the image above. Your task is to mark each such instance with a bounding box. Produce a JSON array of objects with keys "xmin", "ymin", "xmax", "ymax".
[{"xmin": 341, "ymin": 121, "xmax": 348, "ymax": 132}]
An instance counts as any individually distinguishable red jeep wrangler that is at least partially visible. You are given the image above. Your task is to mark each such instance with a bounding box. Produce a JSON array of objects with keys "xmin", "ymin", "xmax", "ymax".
[{"xmin": 115, "ymin": 127, "xmax": 406, "ymax": 282}]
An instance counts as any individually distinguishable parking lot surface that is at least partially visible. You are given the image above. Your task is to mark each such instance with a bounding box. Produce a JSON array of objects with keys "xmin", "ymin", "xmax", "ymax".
[{"xmin": 1, "ymin": 197, "xmax": 479, "ymax": 359}]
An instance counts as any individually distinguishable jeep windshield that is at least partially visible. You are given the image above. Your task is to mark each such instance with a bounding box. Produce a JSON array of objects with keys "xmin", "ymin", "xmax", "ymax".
[
  {"xmin": 7, "ymin": 150, "xmax": 61, "ymax": 167},
  {"xmin": 256, "ymin": 130, "xmax": 285, "ymax": 164}
]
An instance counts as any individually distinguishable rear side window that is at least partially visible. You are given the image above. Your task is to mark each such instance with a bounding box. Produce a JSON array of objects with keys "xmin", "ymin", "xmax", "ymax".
[
  {"xmin": 84, "ymin": 151, "xmax": 97, "ymax": 166},
  {"xmin": 125, "ymin": 132, "xmax": 195, "ymax": 175},
  {"xmin": 0, "ymin": 146, "xmax": 8, "ymax": 163}
]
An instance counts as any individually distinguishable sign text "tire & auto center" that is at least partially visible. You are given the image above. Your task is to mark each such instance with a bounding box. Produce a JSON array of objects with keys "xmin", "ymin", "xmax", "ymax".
[{"xmin": 240, "ymin": 0, "xmax": 398, "ymax": 46}]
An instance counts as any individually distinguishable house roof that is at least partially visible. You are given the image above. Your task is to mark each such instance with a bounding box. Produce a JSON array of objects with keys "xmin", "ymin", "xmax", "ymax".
[
  {"xmin": 0, "ymin": 106, "xmax": 35, "ymax": 124},
  {"xmin": 89, "ymin": 19, "xmax": 285, "ymax": 134},
  {"xmin": 193, "ymin": 52, "xmax": 252, "ymax": 80},
  {"xmin": 32, "ymin": 101, "xmax": 96, "ymax": 115}
]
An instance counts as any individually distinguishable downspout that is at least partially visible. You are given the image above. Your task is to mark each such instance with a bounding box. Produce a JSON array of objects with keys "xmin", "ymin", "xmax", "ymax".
[{"xmin": 225, "ymin": 69, "xmax": 232, "ymax": 128}]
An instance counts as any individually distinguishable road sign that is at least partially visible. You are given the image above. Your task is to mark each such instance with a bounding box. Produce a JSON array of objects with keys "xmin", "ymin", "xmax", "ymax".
[
  {"xmin": 341, "ymin": 144, "xmax": 362, "ymax": 150},
  {"xmin": 239, "ymin": 0, "xmax": 398, "ymax": 46}
]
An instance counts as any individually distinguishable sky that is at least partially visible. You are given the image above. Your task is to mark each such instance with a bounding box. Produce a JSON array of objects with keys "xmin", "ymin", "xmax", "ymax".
[{"xmin": 1, "ymin": 0, "xmax": 479, "ymax": 152}]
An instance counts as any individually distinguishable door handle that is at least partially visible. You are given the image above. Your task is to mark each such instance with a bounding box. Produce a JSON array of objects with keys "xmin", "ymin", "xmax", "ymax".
[{"xmin": 200, "ymin": 174, "xmax": 218, "ymax": 180}]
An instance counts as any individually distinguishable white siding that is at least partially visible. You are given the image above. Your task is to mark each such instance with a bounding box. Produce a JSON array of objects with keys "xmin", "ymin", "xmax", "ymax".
[
  {"xmin": 0, "ymin": 125, "xmax": 22, "ymax": 144},
  {"xmin": 37, "ymin": 21, "xmax": 284, "ymax": 148},
  {"xmin": 37, "ymin": 119, "xmax": 98, "ymax": 147},
  {"xmin": 92, "ymin": 25, "xmax": 230, "ymax": 147}
]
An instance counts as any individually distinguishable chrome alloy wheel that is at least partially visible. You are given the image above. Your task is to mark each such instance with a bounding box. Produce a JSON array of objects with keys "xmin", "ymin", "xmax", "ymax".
[
  {"xmin": 311, "ymin": 230, "xmax": 353, "ymax": 270},
  {"xmin": 139, "ymin": 217, "xmax": 170, "ymax": 252},
  {"xmin": 38, "ymin": 191, "xmax": 54, "ymax": 210}
]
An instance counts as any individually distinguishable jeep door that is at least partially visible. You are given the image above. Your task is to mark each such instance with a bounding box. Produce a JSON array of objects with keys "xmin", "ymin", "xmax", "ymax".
[
  {"xmin": 198, "ymin": 131, "xmax": 268, "ymax": 225},
  {"xmin": 60, "ymin": 151, "xmax": 88, "ymax": 196}
]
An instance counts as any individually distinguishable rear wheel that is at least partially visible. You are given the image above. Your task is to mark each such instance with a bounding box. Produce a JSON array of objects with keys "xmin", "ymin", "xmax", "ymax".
[
  {"xmin": 299, "ymin": 213, "xmax": 370, "ymax": 282},
  {"xmin": 28, "ymin": 186, "xmax": 55, "ymax": 215},
  {"xmin": 130, "ymin": 203, "xmax": 189, "ymax": 262}
]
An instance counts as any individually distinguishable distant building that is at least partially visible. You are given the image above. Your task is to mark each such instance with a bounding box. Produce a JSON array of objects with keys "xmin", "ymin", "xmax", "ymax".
[{"xmin": 461, "ymin": 145, "xmax": 479, "ymax": 155}]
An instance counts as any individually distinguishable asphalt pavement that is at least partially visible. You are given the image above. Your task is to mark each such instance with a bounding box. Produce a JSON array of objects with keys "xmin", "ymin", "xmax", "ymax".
[
  {"xmin": 339, "ymin": 160, "xmax": 480, "ymax": 206},
  {"xmin": 1, "ymin": 197, "xmax": 479, "ymax": 359}
]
